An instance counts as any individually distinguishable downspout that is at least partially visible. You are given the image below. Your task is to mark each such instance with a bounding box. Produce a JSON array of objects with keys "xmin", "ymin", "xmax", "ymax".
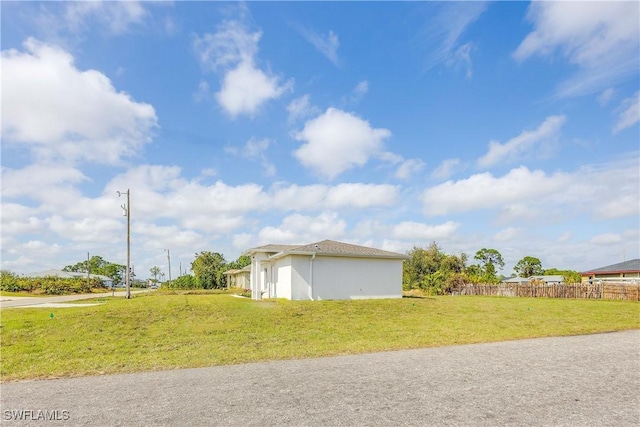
[{"xmin": 309, "ymin": 252, "xmax": 316, "ymax": 301}]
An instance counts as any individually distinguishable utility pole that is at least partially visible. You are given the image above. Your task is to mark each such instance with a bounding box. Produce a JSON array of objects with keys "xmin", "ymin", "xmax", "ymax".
[
  {"xmin": 165, "ymin": 249, "xmax": 172, "ymax": 282},
  {"xmin": 118, "ymin": 189, "xmax": 131, "ymax": 299}
]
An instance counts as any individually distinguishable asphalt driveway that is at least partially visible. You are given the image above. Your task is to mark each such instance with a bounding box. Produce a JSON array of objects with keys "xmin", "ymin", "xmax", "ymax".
[{"xmin": 2, "ymin": 330, "xmax": 639, "ymax": 426}]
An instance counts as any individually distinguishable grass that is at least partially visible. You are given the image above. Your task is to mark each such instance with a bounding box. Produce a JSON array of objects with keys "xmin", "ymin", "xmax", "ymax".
[
  {"xmin": 1, "ymin": 294, "xmax": 638, "ymax": 382},
  {"xmin": 0, "ymin": 291, "xmax": 50, "ymax": 297}
]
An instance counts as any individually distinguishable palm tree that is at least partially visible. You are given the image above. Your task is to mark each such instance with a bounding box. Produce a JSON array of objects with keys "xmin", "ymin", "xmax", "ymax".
[{"xmin": 149, "ymin": 266, "xmax": 161, "ymax": 284}]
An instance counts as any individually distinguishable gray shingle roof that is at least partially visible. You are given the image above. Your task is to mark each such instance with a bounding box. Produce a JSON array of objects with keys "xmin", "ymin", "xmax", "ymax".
[
  {"xmin": 245, "ymin": 244, "xmax": 301, "ymax": 254},
  {"xmin": 582, "ymin": 259, "xmax": 640, "ymax": 274},
  {"xmin": 246, "ymin": 240, "xmax": 407, "ymax": 259}
]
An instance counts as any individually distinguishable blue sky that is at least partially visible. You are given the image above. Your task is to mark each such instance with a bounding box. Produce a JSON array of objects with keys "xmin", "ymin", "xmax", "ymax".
[{"xmin": 2, "ymin": 1, "xmax": 639, "ymax": 279}]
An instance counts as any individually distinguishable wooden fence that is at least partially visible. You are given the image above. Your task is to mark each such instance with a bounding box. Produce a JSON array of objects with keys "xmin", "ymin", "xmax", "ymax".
[{"xmin": 455, "ymin": 283, "xmax": 640, "ymax": 301}]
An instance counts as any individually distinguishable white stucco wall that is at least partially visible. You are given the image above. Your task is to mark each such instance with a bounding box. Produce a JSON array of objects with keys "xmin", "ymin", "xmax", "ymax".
[
  {"xmin": 273, "ymin": 257, "xmax": 292, "ymax": 300},
  {"xmin": 290, "ymin": 255, "xmax": 313, "ymax": 300},
  {"xmin": 311, "ymin": 256, "xmax": 403, "ymax": 300},
  {"xmin": 253, "ymin": 253, "xmax": 403, "ymax": 301}
]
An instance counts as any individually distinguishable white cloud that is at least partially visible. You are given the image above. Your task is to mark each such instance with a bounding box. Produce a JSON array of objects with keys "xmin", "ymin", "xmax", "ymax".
[
  {"xmin": 514, "ymin": 2, "xmax": 640, "ymax": 98},
  {"xmin": 299, "ymin": 28, "xmax": 340, "ymax": 66},
  {"xmin": 287, "ymin": 94, "xmax": 319, "ymax": 123},
  {"xmin": 493, "ymin": 227, "xmax": 522, "ymax": 242},
  {"xmin": 1, "ymin": 38, "xmax": 157, "ymax": 165},
  {"xmin": 598, "ymin": 88, "xmax": 615, "ymax": 106},
  {"xmin": 49, "ymin": 216, "xmax": 122, "ymax": 243},
  {"xmin": 589, "ymin": 233, "xmax": 623, "ymax": 245},
  {"xmin": 421, "ymin": 2, "xmax": 488, "ymax": 77},
  {"xmin": 422, "ymin": 166, "xmax": 570, "ymax": 216},
  {"xmin": 193, "ymin": 80, "xmax": 211, "ymax": 103},
  {"xmin": 133, "ymin": 223, "xmax": 203, "ymax": 249},
  {"xmin": 216, "ymin": 62, "xmax": 292, "ymax": 118},
  {"xmin": 194, "ymin": 20, "xmax": 291, "ymax": 117},
  {"xmin": 392, "ymin": 221, "xmax": 460, "ymax": 241},
  {"xmin": 64, "ymin": 1, "xmax": 147, "ymax": 34},
  {"xmin": 194, "ymin": 20, "xmax": 260, "ymax": 71},
  {"xmin": 354, "ymin": 80, "xmax": 369, "ymax": 96},
  {"xmin": 423, "ymin": 157, "xmax": 639, "ymax": 222},
  {"xmin": 431, "ymin": 158, "xmax": 461, "ymax": 180},
  {"xmin": 1, "ymin": 164, "xmax": 87, "ymax": 201},
  {"xmin": 613, "ymin": 91, "xmax": 640, "ymax": 133},
  {"xmin": 256, "ymin": 212, "xmax": 346, "ymax": 245},
  {"xmin": 345, "ymin": 80, "xmax": 369, "ymax": 104},
  {"xmin": 395, "ymin": 159, "xmax": 425, "ymax": 180},
  {"xmin": 0, "ymin": 204, "xmax": 44, "ymax": 236},
  {"xmin": 270, "ymin": 183, "xmax": 398, "ymax": 211},
  {"xmin": 477, "ymin": 115, "xmax": 566, "ymax": 169},
  {"xmin": 293, "ymin": 108, "xmax": 391, "ymax": 179},
  {"xmin": 225, "ymin": 137, "xmax": 276, "ymax": 177},
  {"xmin": 447, "ymin": 42, "xmax": 474, "ymax": 79}
]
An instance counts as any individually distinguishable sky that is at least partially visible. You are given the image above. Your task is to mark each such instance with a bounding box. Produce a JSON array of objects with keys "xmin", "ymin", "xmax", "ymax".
[{"xmin": 1, "ymin": 1, "xmax": 639, "ymax": 279}]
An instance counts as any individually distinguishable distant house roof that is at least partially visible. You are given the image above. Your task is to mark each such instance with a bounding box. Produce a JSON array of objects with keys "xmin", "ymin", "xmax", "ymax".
[
  {"xmin": 502, "ymin": 277, "xmax": 530, "ymax": 284},
  {"xmin": 530, "ymin": 275, "xmax": 564, "ymax": 283},
  {"xmin": 581, "ymin": 259, "xmax": 640, "ymax": 275},
  {"xmin": 26, "ymin": 269, "xmax": 113, "ymax": 282},
  {"xmin": 246, "ymin": 240, "xmax": 408, "ymax": 260},
  {"xmin": 223, "ymin": 265, "xmax": 251, "ymax": 276}
]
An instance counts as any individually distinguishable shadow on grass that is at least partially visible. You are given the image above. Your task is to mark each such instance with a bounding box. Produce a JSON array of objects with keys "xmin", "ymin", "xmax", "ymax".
[{"xmin": 402, "ymin": 294, "xmax": 436, "ymax": 300}]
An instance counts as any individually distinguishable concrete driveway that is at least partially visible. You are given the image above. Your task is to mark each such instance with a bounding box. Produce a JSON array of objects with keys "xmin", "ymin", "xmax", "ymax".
[
  {"xmin": 0, "ymin": 290, "xmax": 149, "ymax": 309},
  {"xmin": 1, "ymin": 330, "xmax": 638, "ymax": 426}
]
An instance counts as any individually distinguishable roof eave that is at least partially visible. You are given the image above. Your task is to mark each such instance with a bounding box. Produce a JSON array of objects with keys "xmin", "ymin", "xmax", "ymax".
[{"xmin": 269, "ymin": 251, "xmax": 408, "ymax": 261}]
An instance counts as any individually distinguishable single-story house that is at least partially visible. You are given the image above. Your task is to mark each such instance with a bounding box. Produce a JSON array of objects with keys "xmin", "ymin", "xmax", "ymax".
[
  {"xmin": 244, "ymin": 239, "xmax": 408, "ymax": 301},
  {"xmin": 502, "ymin": 275, "xmax": 564, "ymax": 285},
  {"xmin": 529, "ymin": 275, "xmax": 564, "ymax": 285},
  {"xmin": 26, "ymin": 269, "xmax": 114, "ymax": 288},
  {"xmin": 581, "ymin": 259, "xmax": 640, "ymax": 283},
  {"xmin": 223, "ymin": 265, "xmax": 251, "ymax": 289},
  {"xmin": 502, "ymin": 277, "xmax": 531, "ymax": 285}
]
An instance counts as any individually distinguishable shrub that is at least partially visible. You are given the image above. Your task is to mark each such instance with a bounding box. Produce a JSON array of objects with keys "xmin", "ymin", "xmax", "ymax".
[
  {"xmin": 164, "ymin": 275, "xmax": 201, "ymax": 290},
  {"xmin": 0, "ymin": 273, "xmax": 106, "ymax": 294}
]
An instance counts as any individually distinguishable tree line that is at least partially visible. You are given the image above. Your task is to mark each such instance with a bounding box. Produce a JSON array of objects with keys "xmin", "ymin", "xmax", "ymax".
[
  {"xmin": 156, "ymin": 252, "xmax": 251, "ymax": 290},
  {"xmin": 403, "ymin": 242, "xmax": 581, "ymax": 295}
]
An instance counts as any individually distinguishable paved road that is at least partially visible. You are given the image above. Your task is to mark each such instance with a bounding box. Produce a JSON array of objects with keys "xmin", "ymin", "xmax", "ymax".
[
  {"xmin": 2, "ymin": 331, "xmax": 639, "ymax": 426},
  {"xmin": 0, "ymin": 290, "xmax": 149, "ymax": 308}
]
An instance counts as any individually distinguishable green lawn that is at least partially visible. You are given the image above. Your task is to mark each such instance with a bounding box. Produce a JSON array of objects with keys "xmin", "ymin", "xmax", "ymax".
[{"xmin": 1, "ymin": 294, "xmax": 638, "ymax": 382}]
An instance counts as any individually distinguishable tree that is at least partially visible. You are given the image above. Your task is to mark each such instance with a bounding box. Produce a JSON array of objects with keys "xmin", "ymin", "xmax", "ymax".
[
  {"xmin": 441, "ymin": 253, "xmax": 467, "ymax": 274},
  {"xmin": 514, "ymin": 256, "xmax": 543, "ymax": 277},
  {"xmin": 226, "ymin": 254, "xmax": 251, "ymax": 271},
  {"xmin": 544, "ymin": 268, "xmax": 581, "ymax": 284},
  {"xmin": 403, "ymin": 242, "xmax": 446, "ymax": 290},
  {"xmin": 165, "ymin": 274, "xmax": 199, "ymax": 289},
  {"xmin": 63, "ymin": 256, "xmax": 125, "ymax": 286},
  {"xmin": 149, "ymin": 266, "xmax": 161, "ymax": 283},
  {"xmin": 191, "ymin": 251, "xmax": 227, "ymax": 289},
  {"xmin": 474, "ymin": 248, "xmax": 504, "ymax": 283}
]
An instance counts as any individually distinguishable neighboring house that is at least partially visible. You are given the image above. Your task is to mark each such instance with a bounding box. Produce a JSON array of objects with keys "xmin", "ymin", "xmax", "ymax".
[
  {"xmin": 581, "ymin": 259, "xmax": 640, "ymax": 283},
  {"xmin": 26, "ymin": 269, "xmax": 114, "ymax": 288},
  {"xmin": 502, "ymin": 275, "xmax": 564, "ymax": 285},
  {"xmin": 244, "ymin": 240, "xmax": 408, "ymax": 301},
  {"xmin": 502, "ymin": 277, "xmax": 531, "ymax": 285},
  {"xmin": 223, "ymin": 265, "xmax": 251, "ymax": 289},
  {"xmin": 529, "ymin": 275, "xmax": 564, "ymax": 285}
]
